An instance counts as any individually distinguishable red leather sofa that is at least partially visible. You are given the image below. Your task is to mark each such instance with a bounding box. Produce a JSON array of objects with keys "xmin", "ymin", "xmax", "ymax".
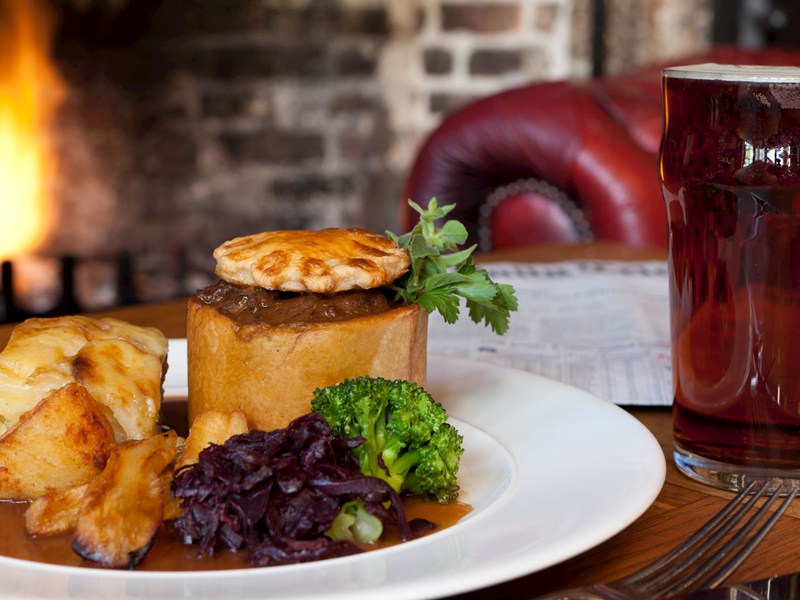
[{"xmin": 401, "ymin": 46, "xmax": 800, "ymax": 250}]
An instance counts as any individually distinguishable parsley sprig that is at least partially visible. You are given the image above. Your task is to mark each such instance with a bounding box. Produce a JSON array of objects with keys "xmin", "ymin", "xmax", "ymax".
[{"xmin": 386, "ymin": 199, "xmax": 518, "ymax": 335}]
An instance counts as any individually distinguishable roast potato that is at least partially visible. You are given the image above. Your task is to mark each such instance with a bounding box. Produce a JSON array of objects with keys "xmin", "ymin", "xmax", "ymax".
[
  {"xmin": 0, "ymin": 383, "xmax": 116, "ymax": 501},
  {"xmin": 0, "ymin": 316, "xmax": 168, "ymax": 502},
  {"xmin": 72, "ymin": 430, "xmax": 177, "ymax": 568},
  {"xmin": 174, "ymin": 409, "xmax": 249, "ymax": 471},
  {"xmin": 161, "ymin": 410, "xmax": 250, "ymax": 521}
]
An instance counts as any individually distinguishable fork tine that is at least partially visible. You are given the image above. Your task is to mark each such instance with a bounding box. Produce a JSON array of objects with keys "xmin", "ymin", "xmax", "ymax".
[
  {"xmin": 622, "ymin": 479, "xmax": 794, "ymax": 599},
  {"xmin": 620, "ymin": 479, "xmax": 760, "ymax": 588},
  {"xmin": 531, "ymin": 479, "xmax": 793, "ymax": 600},
  {"xmin": 689, "ymin": 483, "xmax": 797, "ymax": 592}
]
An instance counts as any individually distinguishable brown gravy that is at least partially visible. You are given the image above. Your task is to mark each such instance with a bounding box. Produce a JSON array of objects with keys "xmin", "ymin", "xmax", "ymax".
[
  {"xmin": 0, "ymin": 399, "xmax": 472, "ymax": 572},
  {"xmin": 0, "ymin": 496, "xmax": 471, "ymax": 571}
]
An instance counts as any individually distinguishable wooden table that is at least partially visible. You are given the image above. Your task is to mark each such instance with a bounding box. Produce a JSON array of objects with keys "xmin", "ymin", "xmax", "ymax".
[{"xmin": 2, "ymin": 242, "xmax": 799, "ymax": 599}]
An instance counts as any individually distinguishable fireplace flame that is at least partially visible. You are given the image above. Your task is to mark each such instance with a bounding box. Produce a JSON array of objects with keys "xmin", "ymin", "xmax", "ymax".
[{"xmin": 0, "ymin": 0, "xmax": 65, "ymax": 260}]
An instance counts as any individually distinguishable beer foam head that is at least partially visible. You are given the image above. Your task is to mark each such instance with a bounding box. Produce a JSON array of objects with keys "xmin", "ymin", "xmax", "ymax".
[{"xmin": 663, "ymin": 63, "xmax": 800, "ymax": 83}]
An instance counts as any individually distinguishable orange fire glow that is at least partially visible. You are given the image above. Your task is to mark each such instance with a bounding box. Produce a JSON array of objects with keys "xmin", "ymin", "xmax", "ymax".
[{"xmin": 0, "ymin": 0, "xmax": 64, "ymax": 260}]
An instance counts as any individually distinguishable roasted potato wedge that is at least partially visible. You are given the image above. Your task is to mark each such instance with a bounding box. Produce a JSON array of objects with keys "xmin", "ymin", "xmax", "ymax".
[
  {"xmin": 160, "ymin": 410, "xmax": 249, "ymax": 521},
  {"xmin": 72, "ymin": 430, "xmax": 177, "ymax": 568},
  {"xmin": 0, "ymin": 383, "xmax": 116, "ymax": 500},
  {"xmin": 25, "ymin": 483, "xmax": 89, "ymax": 536},
  {"xmin": 175, "ymin": 409, "xmax": 249, "ymax": 470}
]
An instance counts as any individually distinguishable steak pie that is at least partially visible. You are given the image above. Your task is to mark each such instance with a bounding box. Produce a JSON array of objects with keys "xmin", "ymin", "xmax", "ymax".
[{"xmin": 187, "ymin": 228, "xmax": 428, "ymax": 432}]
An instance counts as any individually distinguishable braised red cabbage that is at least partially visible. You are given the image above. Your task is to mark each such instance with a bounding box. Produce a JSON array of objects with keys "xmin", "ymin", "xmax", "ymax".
[{"xmin": 171, "ymin": 412, "xmax": 412, "ymax": 566}]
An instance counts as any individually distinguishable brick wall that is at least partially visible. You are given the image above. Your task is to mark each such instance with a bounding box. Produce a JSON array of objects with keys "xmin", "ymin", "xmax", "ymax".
[
  {"xmin": 603, "ymin": 0, "xmax": 713, "ymax": 74},
  {"xmin": 14, "ymin": 0, "xmax": 712, "ymax": 315},
  {"xmin": 380, "ymin": 0, "xmax": 594, "ymax": 187}
]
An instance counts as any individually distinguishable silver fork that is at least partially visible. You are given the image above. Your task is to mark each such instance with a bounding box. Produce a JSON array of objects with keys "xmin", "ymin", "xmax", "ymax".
[{"xmin": 534, "ymin": 479, "xmax": 797, "ymax": 600}]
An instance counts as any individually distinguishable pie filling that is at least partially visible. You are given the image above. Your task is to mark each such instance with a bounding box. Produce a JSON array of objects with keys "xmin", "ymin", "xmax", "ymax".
[{"xmin": 193, "ymin": 280, "xmax": 400, "ymax": 325}]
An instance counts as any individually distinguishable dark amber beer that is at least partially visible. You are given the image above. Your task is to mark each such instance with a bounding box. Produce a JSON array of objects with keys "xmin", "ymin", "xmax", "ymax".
[{"xmin": 660, "ymin": 64, "xmax": 800, "ymax": 488}]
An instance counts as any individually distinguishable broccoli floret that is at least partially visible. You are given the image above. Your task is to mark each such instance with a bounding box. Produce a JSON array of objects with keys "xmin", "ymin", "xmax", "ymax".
[{"xmin": 311, "ymin": 377, "xmax": 464, "ymax": 504}]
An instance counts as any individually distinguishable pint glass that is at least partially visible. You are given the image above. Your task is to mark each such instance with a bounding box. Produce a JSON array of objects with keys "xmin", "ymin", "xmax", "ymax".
[{"xmin": 659, "ymin": 64, "xmax": 800, "ymax": 489}]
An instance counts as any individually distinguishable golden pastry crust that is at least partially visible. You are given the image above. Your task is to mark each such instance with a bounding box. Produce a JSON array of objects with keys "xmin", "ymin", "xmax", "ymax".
[
  {"xmin": 213, "ymin": 228, "xmax": 410, "ymax": 293},
  {"xmin": 187, "ymin": 297, "xmax": 427, "ymax": 432}
]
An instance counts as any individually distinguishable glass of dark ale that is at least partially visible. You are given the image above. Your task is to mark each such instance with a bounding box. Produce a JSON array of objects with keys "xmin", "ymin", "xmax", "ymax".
[{"xmin": 660, "ymin": 64, "xmax": 800, "ymax": 490}]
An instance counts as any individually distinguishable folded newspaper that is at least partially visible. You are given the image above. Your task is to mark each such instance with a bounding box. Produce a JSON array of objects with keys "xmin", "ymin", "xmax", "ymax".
[{"xmin": 428, "ymin": 260, "xmax": 673, "ymax": 407}]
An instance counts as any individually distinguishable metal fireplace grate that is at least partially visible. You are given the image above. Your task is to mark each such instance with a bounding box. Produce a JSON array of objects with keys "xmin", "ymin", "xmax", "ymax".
[{"xmin": 0, "ymin": 254, "xmax": 139, "ymax": 324}]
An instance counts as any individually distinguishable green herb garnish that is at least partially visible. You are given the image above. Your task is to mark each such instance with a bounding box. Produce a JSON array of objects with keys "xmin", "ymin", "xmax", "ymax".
[{"xmin": 386, "ymin": 198, "xmax": 518, "ymax": 335}]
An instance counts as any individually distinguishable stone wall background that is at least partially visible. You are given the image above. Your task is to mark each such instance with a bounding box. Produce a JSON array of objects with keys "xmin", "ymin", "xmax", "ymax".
[{"xmin": 17, "ymin": 0, "xmax": 714, "ymax": 313}]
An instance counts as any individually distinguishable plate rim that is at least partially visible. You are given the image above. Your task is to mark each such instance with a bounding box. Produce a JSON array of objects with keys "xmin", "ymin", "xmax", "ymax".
[{"xmin": 0, "ymin": 340, "xmax": 666, "ymax": 599}]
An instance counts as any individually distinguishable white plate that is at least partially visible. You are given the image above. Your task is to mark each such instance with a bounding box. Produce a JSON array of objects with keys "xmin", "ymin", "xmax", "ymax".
[{"xmin": 0, "ymin": 339, "xmax": 665, "ymax": 600}]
